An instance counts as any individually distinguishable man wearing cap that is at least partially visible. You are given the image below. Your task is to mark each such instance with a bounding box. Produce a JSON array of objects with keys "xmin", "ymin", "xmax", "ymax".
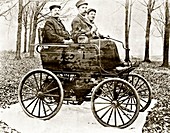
[
  {"xmin": 86, "ymin": 8, "xmax": 125, "ymax": 69},
  {"xmin": 86, "ymin": 8, "xmax": 104, "ymax": 39},
  {"xmin": 42, "ymin": 5, "xmax": 70, "ymax": 43},
  {"xmin": 70, "ymin": 0, "xmax": 97, "ymax": 43}
]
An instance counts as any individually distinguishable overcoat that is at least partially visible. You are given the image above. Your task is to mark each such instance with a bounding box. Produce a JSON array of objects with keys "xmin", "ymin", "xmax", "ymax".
[
  {"xmin": 71, "ymin": 14, "xmax": 92, "ymax": 43},
  {"xmin": 43, "ymin": 17, "xmax": 70, "ymax": 43}
]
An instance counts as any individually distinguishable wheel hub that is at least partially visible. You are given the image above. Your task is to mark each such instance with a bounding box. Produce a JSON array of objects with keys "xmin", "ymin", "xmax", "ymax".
[
  {"xmin": 37, "ymin": 91, "xmax": 44, "ymax": 99},
  {"xmin": 111, "ymin": 100, "xmax": 118, "ymax": 107}
]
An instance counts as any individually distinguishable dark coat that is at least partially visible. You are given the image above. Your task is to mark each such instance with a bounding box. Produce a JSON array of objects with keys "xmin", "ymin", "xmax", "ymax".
[
  {"xmin": 43, "ymin": 17, "xmax": 70, "ymax": 43},
  {"xmin": 71, "ymin": 14, "xmax": 92, "ymax": 43},
  {"xmin": 88, "ymin": 21, "xmax": 104, "ymax": 39}
]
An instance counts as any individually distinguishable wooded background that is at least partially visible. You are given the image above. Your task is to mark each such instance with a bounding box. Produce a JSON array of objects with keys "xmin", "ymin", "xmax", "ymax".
[{"xmin": 0, "ymin": 0, "xmax": 169, "ymax": 67}]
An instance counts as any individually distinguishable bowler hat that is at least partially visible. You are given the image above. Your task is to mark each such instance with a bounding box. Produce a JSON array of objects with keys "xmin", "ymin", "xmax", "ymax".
[
  {"xmin": 87, "ymin": 8, "xmax": 96, "ymax": 14},
  {"xmin": 49, "ymin": 5, "xmax": 61, "ymax": 11},
  {"xmin": 76, "ymin": 0, "xmax": 88, "ymax": 8}
]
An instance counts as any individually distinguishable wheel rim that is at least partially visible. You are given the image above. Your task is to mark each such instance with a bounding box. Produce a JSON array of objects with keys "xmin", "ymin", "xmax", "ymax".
[
  {"xmin": 91, "ymin": 78, "xmax": 140, "ymax": 128},
  {"xmin": 18, "ymin": 69, "xmax": 63, "ymax": 120},
  {"xmin": 126, "ymin": 73, "xmax": 152, "ymax": 112}
]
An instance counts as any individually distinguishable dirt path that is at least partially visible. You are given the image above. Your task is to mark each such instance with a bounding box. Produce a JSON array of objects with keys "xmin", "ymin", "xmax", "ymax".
[{"xmin": 0, "ymin": 100, "xmax": 156, "ymax": 133}]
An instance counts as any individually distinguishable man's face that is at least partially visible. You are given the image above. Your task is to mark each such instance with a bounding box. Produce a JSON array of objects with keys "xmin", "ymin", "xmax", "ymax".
[
  {"xmin": 78, "ymin": 4, "xmax": 88, "ymax": 16},
  {"xmin": 87, "ymin": 11, "xmax": 96, "ymax": 22},
  {"xmin": 51, "ymin": 7, "xmax": 60, "ymax": 18}
]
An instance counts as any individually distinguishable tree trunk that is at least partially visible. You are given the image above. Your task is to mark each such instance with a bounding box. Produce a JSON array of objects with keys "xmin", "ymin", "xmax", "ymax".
[
  {"xmin": 144, "ymin": 0, "xmax": 152, "ymax": 63},
  {"xmin": 29, "ymin": 1, "xmax": 46, "ymax": 57},
  {"xmin": 125, "ymin": 0, "xmax": 130, "ymax": 62},
  {"xmin": 28, "ymin": 9, "xmax": 33, "ymax": 53},
  {"xmin": 29, "ymin": 13, "xmax": 38, "ymax": 57},
  {"xmin": 15, "ymin": 0, "xmax": 23, "ymax": 60},
  {"xmin": 162, "ymin": 0, "xmax": 169, "ymax": 67},
  {"xmin": 23, "ymin": 8, "xmax": 28, "ymax": 53}
]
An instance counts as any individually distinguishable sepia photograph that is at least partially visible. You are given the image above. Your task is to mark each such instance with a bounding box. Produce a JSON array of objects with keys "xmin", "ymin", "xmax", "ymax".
[{"xmin": 0, "ymin": 0, "xmax": 169, "ymax": 132}]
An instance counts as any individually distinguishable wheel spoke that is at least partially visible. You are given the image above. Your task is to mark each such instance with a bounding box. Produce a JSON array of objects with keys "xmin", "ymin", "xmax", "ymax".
[
  {"xmin": 43, "ymin": 100, "xmax": 53, "ymax": 111},
  {"xmin": 116, "ymin": 82, "xmax": 123, "ymax": 96},
  {"xmin": 130, "ymin": 98, "xmax": 133, "ymax": 110},
  {"xmin": 33, "ymin": 74, "xmax": 40, "ymax": 91},
  {"xmin": 140, "ymin": 103, "xmax": 144, "ymax": 109},
  {"xmin": 107, "ymin": 108, "xmax": 114, "ymax": 124},
  {"xmin": 100, "ymin": 86, "xmax": 113, "ymax": 101},
  {"xmin": 22, "ymin": 96, "xmax": 36, "ymax": 102},
  {"xmin": 44, "ymin": 87, "xmax": 58, "ymax": 94},
  {"xmin": 40, "ymin": 73, "xmax": 42, "ymax": 90},
  {"xmin": 117, "ymin": 108, "xmax": 125, "ymax": 125},
  {"xmin": 95, "ymin": 94, "xmax": 112, "ymax": 102},
  {"xmin": 106, "ymin": 83, "xmax": 114, "ymax": 100},
  {"xmin": 121, "ymin": 102, "xmax": 137, "ymax": 106},
  {"xmin": 140, "ymin": 97, "xmax": 148, "ymax": 103},
  {"xmin": 43, "ymin": 80, "xmax": 54, "ymax": 91},
  {"xmin": 94, "ymin": 102, "xmax": 111, "ymax": 104},
  {"xmin": 135, "ymin": 82, "xmax": 145, "ymax": 90},
  {"xmin": 44, "ymin": 94, "xmax": 60, "ymax": 97},
  {"xmin": 31, "ymin": 98, "xmax": 39, "ymax": 114},
  {"xmin": 134, "ymin": 77, "xmax": 140, "ymax": 88},
  {"xmin": 137, "ymin": 88, "xmax": 148, "ymax": 93},
  {"xmin": 38, "ymin": 99, "xmax": 41, "ymax": 117},
  {"xmin": 119, "ymin": 96, "xmax": 130, "ymax": 103},
  {"xmin": 125, "ymin": 98, "xmax": 130, "ymax": 108},
  {"xmin": 100, "ymin": 106, "xmax": 112, "ymax": 119},
  {"xmin": 127, "ymin": 74, "xmax": 152, "ymax": 112},
  {"xmin": 118, "ymin": 88, "xmax": 130, "ymax": 100},
  {"xmin": 118, "ymin": 106, "xmax": 131, "ymax": 120},
  {"xmin": 114, "ymin": 107, "xmax": 117, "ymax": 126},
  {"xmin": 96, "ymin": 104, "xmax": 111, "ymax": 113},
  {"xmin": 23, "ymin": 84, "xmax": 36, "ymax": 93},
  {"xmin": 25, "ymin": 97, "xmax": 37, "ymax": 108},
  {"xmin": 42, "ymin": 100, "xmax": 47, "ymax": 116}
]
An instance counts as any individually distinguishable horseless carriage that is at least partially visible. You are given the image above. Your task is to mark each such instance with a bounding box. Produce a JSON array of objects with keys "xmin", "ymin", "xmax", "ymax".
[{"xmin": 18, "ymin": 28, "xmax": 152, "ymax": 128}]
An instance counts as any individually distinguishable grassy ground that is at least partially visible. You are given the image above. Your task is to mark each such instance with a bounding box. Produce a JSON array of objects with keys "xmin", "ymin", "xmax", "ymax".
[{"xmin": 0, "ymin": 51, "xmax": 170, "ymax": 132}]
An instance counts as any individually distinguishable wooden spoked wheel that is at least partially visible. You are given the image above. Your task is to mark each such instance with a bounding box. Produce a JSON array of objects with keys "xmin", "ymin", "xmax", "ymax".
[
  {"xmin": 91, "ymin": 78, "xmax": 140, "ymax": 128},
  {"xmin": 125, "ymin": 73, "xmax": 152, "ymax": 112},
  {"xmin": 18, "ymin": 69, "xmax": 64, "ymax": 120}
]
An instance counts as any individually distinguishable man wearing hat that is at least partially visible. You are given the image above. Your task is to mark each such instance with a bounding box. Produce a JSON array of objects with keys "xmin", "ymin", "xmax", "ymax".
[
  {"xmin": 86, "ymin": 8, "xmax": 104, "ymax": 39},
  {"xmin": 86, "ymin": 8, "xmax": 125, "ymax": 69},
  {"xmin": 70, "ymin": 0, "xmax": 97, "ymax": 43},
  {"xmin": 42, "ymin": 4, "xmax": 70, "ymax": 43}
]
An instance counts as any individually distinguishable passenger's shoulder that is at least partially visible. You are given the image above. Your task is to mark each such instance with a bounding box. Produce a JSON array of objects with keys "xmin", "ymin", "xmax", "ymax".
[
  {"xmin": 72, "ymin": 15, "xmax": 81, "ymax": 23},
  {"xmin": 45, "ymin": 17, "xmax": 54, "ymax": 22}
]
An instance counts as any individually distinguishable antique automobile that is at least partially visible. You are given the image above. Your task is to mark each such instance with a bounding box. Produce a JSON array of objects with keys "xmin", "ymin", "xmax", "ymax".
[{"xmin": 18, "ymin": 28, "xmax": 152, "ymax": 128}]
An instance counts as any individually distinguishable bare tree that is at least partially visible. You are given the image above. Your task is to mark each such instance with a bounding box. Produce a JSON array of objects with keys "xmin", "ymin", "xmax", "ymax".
[
  {"xmin": 124, "ymin": 0, "xmax": 134, "ymax": 62},
  {"xmin": 29, "ymin": 1, "xmax": 47, "ymax": 57},
  {"xmin": 162, "ymin": 0, "xmax": 169, "ymax": 67},
  {"xmin": 116, "ymin": 0, "xmax": 135, "ymax": 62},
  {"xmin": 15, "ymin": 0, "xmax": 23, "ymax": 60},
  {"xmin": 28, "ymin": 0, "xmax": 72, "ymax": 57},
  {"xmin": 23, "ymin": 4, "xmax": 29, "ymax": 53},
  {"xmin": 139, "ymin": 0, "xmax": 161, "ymax": 62},
  {"xmin": 152, "ymin": 7, "xmax": 164, "ymax": 40}
]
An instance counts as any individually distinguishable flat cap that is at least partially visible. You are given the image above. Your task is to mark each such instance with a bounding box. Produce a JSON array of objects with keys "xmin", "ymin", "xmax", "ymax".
[
  {"xmin": 76, "ymin": 0, "xmax": 88, "ymax": 8},
  {"xmin": 87, "ymin": 8, "xmax": 96, "ymax": 14},
  {"xmin": 49, "ymin": 5, "xmax": 61, "ymax": 11}
]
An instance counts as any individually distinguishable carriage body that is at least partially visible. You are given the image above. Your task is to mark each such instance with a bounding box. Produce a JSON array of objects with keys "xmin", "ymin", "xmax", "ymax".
[{"xmin": 18, "ymin": 30, "xmax": 152, "ymax": 129}]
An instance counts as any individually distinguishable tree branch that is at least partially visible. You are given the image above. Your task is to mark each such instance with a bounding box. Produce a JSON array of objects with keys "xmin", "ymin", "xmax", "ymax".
[
  {"xmin": 0, "ymin": 1, "xmax": 17, "ymax": 16},
  {"xmin": 133, "ymin": 18, "xmax": 146, "ymax": 31},
  {"xmin": 138, "ymin": 0, "xmax": 147, "ymax": 7}
]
